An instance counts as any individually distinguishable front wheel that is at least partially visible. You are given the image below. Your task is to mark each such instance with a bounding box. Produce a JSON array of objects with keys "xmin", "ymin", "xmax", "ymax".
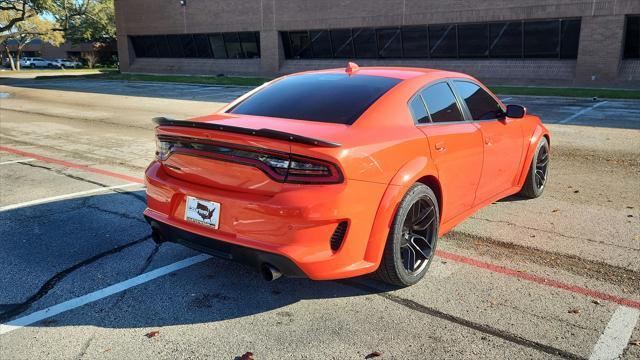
[
  {"xmin": 518, "ymin": 137, "xmax": 549, "ymax": 198},
  {"xmin": 376, "ymin": 183, "xmax": 439, "ymax": 287}
]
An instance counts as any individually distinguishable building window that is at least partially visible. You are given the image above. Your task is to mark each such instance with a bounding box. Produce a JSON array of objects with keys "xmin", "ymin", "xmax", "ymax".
[
  {"xmin": 129, "ymin": 32, "xmax": 260, "ymax": 59},
  {"xmin": 524, "ymin": 20, "xmax": 560, "ymax": 58},
  {"xmin": 489, "ymin": 22, "xmax": 523, "ymax": 58},
  {"xmin": 281, "ymin": 18, "xmax": 581, "ymax": 60},
  {"xmin": 428, "ymin": 24, "xmax": 457, "ymax": 58},
  {"xmin": 624, "ymin": 15, "xmax": 640, "ymax": 59},
  {"xmin": 376, "ymin": 28, "xmax": 403, "ymax": 58},
  {"xmin": 458, "ymin": 23, "xmax": 489, "ymax": 57}
]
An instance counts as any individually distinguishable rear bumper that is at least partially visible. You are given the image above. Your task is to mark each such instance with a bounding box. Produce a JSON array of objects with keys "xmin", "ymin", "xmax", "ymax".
[
  {"xmin": 144, "ymin": 161, "xmax": 388, "ymax": 280},
  {"xmin": 145, "ymin": 215, "xmax": 306, "ymax": 277}
]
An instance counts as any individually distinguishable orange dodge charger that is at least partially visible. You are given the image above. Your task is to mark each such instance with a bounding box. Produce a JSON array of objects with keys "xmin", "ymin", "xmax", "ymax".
[{"xmin": 144, "ymin": 64, "xmax": 550, "ymax": 286}]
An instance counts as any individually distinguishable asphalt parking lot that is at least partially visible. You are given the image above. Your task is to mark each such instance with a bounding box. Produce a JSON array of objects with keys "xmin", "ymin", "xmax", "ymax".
[{"xmin": 0, "ymin": 77, "xmax": 639, "ymax": 359}]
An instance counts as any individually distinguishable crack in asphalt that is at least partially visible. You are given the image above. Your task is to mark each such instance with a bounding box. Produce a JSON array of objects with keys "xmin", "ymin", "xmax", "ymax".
[
  {"xmin": 1, "ymin": 134, "xmax": 148, "ymax": 173},
  {"xmin": 470, "ymin": 216, "xmax": 640, "ymax": 251},
  {"xmin": 108, "ymin": 243, "xmax": 161, "ymax": 309},
  {"xmin": 342, "ymin": 280, "xmax": 586, "ymax": 360},
  {"xmin": 0, "ymin": 235, "xmax": 151, "ymax": 323},
  {"xmin": 84, "ymin": 203, "xmax": 148, "ymax": 225},
  {"xmin": 17, "ymin": 161, "xmax": 146, "ymax": 205}
]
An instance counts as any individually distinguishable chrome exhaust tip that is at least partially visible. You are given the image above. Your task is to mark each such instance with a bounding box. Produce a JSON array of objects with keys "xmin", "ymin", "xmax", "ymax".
[{"xmin": 260, "ymin": 263, "xmax": 282, "ymax": 281}]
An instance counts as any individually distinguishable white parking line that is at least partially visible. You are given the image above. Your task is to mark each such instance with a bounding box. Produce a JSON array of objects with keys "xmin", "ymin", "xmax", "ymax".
[
  {"xmin": 559, "ymin": 101, "xmax": 608, "ymax": 124},
  {"xmin": 0, "ymin": 254, "xmax": 212, "ymax": 335},
  {"xmin": 589, "ymin": 306, "xmax": 639, "ymax": 360},
  {"xmin": 0, "ymin": 183, "xmax": 142, "ymax": 211},
  {"xmin": 0, "ymin": 158, "xmax": 35, "ymax": 165}
]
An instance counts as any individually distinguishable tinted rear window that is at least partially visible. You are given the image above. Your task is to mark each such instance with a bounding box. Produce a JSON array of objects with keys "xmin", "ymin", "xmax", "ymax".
[{"xmin": 229, "ymin": 73, "xmax": 401, "ymax": 124}]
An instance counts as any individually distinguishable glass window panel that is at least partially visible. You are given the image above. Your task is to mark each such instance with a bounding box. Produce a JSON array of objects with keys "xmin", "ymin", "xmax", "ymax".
[
  {"xmin": 420, "ymin": 82, "xmax": 464, "ymax": 122},
  {"xmin": 331, "ymin": 29, "xmax": 355, "ymax": 58},
  {"xmin": 409, "ymin": 96, "xmax": 430, "ymax": 124},
  {"xmin": 309, "ymin": 30, "xmax": 332, "ymax": 58},
  {"xmin": 489, "ymin": 22, "xmax": 523, "ymax": 58},
  {"xmin": 353, "ymin": 28, "xmax": 377, "ymax": 58},
  {"xmin": 193, "ymin": 34, "xmax": 212, "ymax": 58},
  {"xmin": 624, "ymin": 16, "xmax": 640, "ymax": 58},
  {"xmin": 180, "ymin": 34, "xmax": 198, "ymax": 57},
  {"xmin": 453, "ymin": 81, "xmax": 504, "ymax": 120},
  {"xmin": 154, "ymin": 35, "xmax": 171, "ymax": 58},
  {"xmin": 130, "ymin": 36, "xmax": 146, "ymax": 57},
  {"xmin": 287, "ymin": 31, "xmax": 312, "ymax": 59},
  {"xmin": 377, "ymin": 28, "xmax": 402, "ymax": 58},
  {"xmin": 230, "ymin": 73, "xmax": 401, "ymax": 125},
  {"xmin": 429, "ymin": 24, "xmax": 457, "ymax": 58},
  {"xmin": 524, "ymin": 20, "xmax": 560, "ymax": 58},
  {"xmin": 165, "ymin": 35, "xmax": 184, "ymax": 58},
  {"xmin": 401, "ymin": 26, "xmax": 429, "ymax": 58},
  {"xmin": 141, "ymin": 36, "xmax": 158, "ymax": 57},
  {"xmin": 458, "ymin": 23, "xmax": 488, "ymax": 57},
  {"xmin": 209, "ymin": 34, "xmax": 227, "ymax": 59},
  {"xmin": 239, "ymin": 32, "xmax": 259, "ymax": 58},
  {"xmin": 224, "ymin": 32, "xmax": 244, "ymax": 59},
  {"xmin": 560, "ymin": 19, "xmax": 581, "ymax": 59},
  {"xmin": 281, "ymin": 32, "xmax": 293, "ymax": 58}
]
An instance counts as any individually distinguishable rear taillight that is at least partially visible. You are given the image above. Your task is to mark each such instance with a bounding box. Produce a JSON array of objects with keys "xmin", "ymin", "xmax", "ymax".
[{"xmin": 156, "ymin": 135, "xmax": 343, "ymax": 184}]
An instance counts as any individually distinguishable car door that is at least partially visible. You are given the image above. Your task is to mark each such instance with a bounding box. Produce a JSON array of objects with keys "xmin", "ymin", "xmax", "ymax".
[
  {"xmin": 411, "ymin": 81, "xmax": 484, "ymax": 223},
  {"xmin": 451, "ymin": 80, "xmax": 524, "ymax": 204}
]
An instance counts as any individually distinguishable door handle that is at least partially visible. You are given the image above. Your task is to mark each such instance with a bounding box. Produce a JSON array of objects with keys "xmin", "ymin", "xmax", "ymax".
[
  {"xmin": 435, "ymin": 142, "xmax": 446, "ymax": 152},
  {"xmin": 484, "ymin": 137, "xmax": 493, "ymax": 146}
]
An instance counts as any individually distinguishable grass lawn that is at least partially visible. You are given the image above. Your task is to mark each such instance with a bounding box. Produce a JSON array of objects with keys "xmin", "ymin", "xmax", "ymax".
[{"xmin": 489, "ymin": 86, "xmax": 640, "ymax": 100}]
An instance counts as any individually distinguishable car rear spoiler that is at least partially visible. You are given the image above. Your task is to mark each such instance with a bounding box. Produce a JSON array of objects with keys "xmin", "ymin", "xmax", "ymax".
[{"xmin": 153, "ymin": 117, "xmax": 341, "ymax": 148}]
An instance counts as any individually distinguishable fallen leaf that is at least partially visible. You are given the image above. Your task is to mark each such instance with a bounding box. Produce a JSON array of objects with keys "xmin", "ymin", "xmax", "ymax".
[
  {"xmin": 591, "ymin": 300, "xmax": 603, "ymax": 306},
  {"xmin": 573, "ymin": 190, "xmax": 580, "ymax": 193},
  {"xmin": 551, "ymin": 209, "xmax": 560, "ymax": 213},
  {"xmin": 145, "ymin": 330, "xmax": 160, "ymax": 338},
  {"xmin": 628, "ymin": 214, "xmax": 634, "ymax": 218},
  {"xmin": 365, "ymin": 351, "xmax": 382, "ymax": 359},
  {"xmin": 629, "ymin": 340, "xmax": 640, "ymax": 346},
  {"xmin": 239, "ymin": 352, "xmax": 254, "ymax": 360},
  {"xmin": 627, "ymin": 206, "xmax": 635, "ymax": 209},
  {"xmin": 568, "ymin": 309, "xmax": 581, "ymax": 314},
  {"xmin": 103, "ymin": 349, "xmax": 112, "ymax": 353}
]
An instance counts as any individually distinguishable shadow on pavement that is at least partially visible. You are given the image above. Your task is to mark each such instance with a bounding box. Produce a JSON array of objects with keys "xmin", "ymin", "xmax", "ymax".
[{"xmin": 0, "ymin": 190, "xmax": 384, "ymax": 329}]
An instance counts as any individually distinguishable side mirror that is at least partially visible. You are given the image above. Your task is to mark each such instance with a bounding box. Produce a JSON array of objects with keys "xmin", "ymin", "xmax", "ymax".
[{"xmin": 506, "ymin": 104, "xmax": 526, "ymax": 119}]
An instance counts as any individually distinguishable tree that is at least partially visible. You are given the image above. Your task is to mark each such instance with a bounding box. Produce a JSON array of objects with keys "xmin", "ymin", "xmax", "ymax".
[
  {"xmin": 81, "ymin": 49, "xmax": 97, "ymax": 68},
  {"xmin": 53, "ymin": 0, "xmax": 115, "ymax": 43},
  {"xmin": 2, "ymin": 13, "xmax": 62, "ymax": 70},
  {"xmin": 0, "ymin": 0, "xmax": 52, "ymax": 33}
]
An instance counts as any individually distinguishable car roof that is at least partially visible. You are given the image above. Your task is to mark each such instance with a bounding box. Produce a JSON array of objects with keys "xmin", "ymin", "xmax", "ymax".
[{"xmin": 293, "ymin": 66, "xmax": 469, "ymax": 81}]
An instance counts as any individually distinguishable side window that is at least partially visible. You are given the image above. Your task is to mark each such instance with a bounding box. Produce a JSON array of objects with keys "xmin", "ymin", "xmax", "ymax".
[
  {"xmin": 453, "ymin": 81, "xmax": 505, "ymax": 120},
  {"xmin": 420, "ymin": 82, "xmax": 464, "ymax": 123},
  {"xmin": 408, "ymin": 96, "xmax": 430, "ymax": 124}
]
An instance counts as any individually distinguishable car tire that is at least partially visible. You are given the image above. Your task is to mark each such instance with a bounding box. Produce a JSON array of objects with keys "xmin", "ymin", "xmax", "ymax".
[
  {"xmin": 376, "ymin": 183, "xmax": 439, "ymax": 287},
  {"xmin": 30, "ymin": 64, "xmax": 36, "ymax": 69},
  {"xmin": 518, "ymin": 137, "xmax": 549, "ymax": 199}
]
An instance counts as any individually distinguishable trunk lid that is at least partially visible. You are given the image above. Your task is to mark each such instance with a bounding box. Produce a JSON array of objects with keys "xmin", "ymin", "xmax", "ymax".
[{"xmin": 155, "ymin": 114, "xmax": 347, "ymax": 195}]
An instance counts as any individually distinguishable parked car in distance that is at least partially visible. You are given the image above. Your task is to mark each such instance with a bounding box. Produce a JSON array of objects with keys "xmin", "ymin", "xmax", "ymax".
[
  {"xmin": 51, "ymin": 58, "xmax": 82, "ymax": 69},
  {"xmin": 144, "ymin": 64, "xmax": 550, "ymax": 287},
  {"xmin": 19, "ymin": 57, "xmax": 53, "ymax": 68}
]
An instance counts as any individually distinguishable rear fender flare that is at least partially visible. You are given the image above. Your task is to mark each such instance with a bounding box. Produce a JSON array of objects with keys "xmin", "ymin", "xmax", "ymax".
[{"xmin": 363, "ymin": 156, "xmax": 439, "ymax": 266}]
